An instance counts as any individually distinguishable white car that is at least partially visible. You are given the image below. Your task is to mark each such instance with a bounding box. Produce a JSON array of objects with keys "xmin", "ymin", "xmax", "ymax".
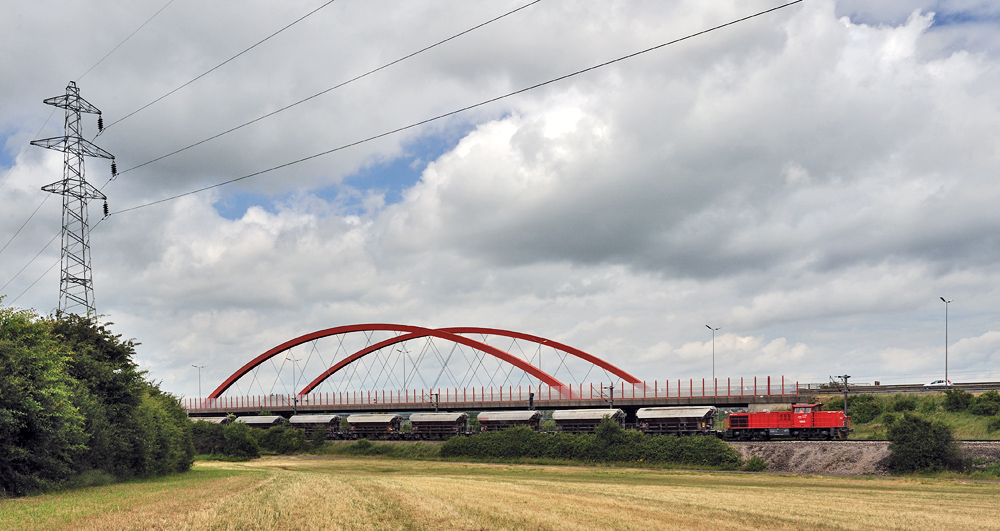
[{"xmin": 924, "ymin": 379, "xmax": 953, "ymax": 388}]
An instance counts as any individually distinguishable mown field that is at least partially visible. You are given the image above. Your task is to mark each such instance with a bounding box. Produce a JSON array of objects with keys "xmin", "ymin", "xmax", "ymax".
[{"xmin": 3, "ymin": 457, "xmax": 1000, "ymax": 531}]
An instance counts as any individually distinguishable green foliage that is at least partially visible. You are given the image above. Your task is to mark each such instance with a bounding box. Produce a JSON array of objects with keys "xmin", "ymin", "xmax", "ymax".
[
  {"xmin": 944, "ymin": 389, "xmax": 973, "ymax": 412},
  {"xmin": 313, "ymin": 439, "xmax": 441, "ymax": 459},
  {"xmin": 191, "ymin": 421, "xmax": 226, "ymax": 454},
  {"xmin": 541, "ymin": 419, "xmax": 556, "ymax": 432},
  {"xmin": 988, "ymin": 416, "xmax": 1000, "ymax": 434},
  {"xmin": 825, "ymin": 397, "xmax": 844, "ymax": 413},
  {"xmin": 847, "ymin": 394, "xmax": 882, "ymax": 424},
  {"xmin": 252, "ymin": 425, "xmax": 307, "ymax": 454},
  {"xmin": 887, "ymin": 412, "xmax": 960, "ymax": 473},
  {"xmin": 917, "ymin": 396, "xmax": 941, "ymax": 414},
  {"xmin": 222, "ymin": 422, "xmax": 259, "ymax": 460},
  {"xmin": 969, "ymin": 391, "xmax": 1000, "ymax": 416},
  {"xmin": 880, "ymin": 412, "xmax": 898, "ymax": 426},
  {"xmin": 0, "ymin": 308, "xmax": 194, "ymax": 497},
  {"xmin": 0, "ymin": 307, "xmax": 86, "ymax": 497},
  {"xmin": 743, "ymin": 455, "xmax": 767, "ymax": 472},
  {"xmin": 441, "ymin": 419, "xmax": 741, "ymax": 469},
  {"xmin": 969, "ymin": 401, "xmax": 1000, "ymax": 416},
  {"xmin": 891, "ymin": 395, "xmax": 918, "ymax": 412},
  {"xmin": 133, "ymin": 388, "xmax": 195, "ymax": 476},
  {"xmin": 309, "ymin": 426, "xmax": 328, "ymax": 448},
  {"xmin": 467, "ymin": 416, "xmax": 480, "ymax": 433}
]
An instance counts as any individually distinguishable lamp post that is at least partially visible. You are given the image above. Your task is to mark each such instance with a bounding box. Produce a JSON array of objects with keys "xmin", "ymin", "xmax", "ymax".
[
  {"xmin": 191, "ymin": 365, "xmax": 206, "ymax": 406},
  {"xmin": 706, "ymin": 325, "xmax": 720, "ymax": 382},
  {"xmin": 940, "ymin": 297, "xmax": 952, "ymax": 384}
]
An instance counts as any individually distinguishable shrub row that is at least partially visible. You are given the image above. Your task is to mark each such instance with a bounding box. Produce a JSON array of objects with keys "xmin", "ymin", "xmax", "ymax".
[
  {"xmin": 440, "ymin": 418, "xmax": 742, "ymax": 469},
  {"xmin": 0, "ymin": 307, "xmax": 194, "ymax": 497}
]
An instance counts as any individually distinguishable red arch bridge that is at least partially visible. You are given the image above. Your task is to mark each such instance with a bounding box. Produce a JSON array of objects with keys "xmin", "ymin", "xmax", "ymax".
[{"xmin": 185, "ymin": 324, "xmax": 801, "ymax": 416}]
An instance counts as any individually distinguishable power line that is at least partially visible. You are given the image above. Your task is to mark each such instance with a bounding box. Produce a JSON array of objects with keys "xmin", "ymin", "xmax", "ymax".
[
  {"xmin": 0, "ymin": 195, "xmax": 51, "ymax": 257},
  {"xmin": 0, "ymin": 232, "xmax": 58, "ymax": 296},
  {"xmin": 109, "ymin": 0, "xmax": 803, "ymax": 217},
  {"xmin": 115, "ymin": 0, "xmax": 543, "ymax": 177},
  {"xmin": 78, "ymin": 0, "xmax": 177, "ymax": 81},
  {"xmin": 0, "ymin": 1, "xmax": 174, "ymax": 261},
  {"xmin": 6, "ymin": 0, "xmax": 804, "ymax": 304},
  {"xmin": 10, "ymin": 253, "xmax": 59, "ymax": 306},
  {"xmin": 101, "ymin": 0, "xmax": 340, "ymax": 133}
]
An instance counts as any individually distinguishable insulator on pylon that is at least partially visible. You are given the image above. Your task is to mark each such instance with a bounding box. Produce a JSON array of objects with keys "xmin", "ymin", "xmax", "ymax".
[
  {"xmin": 111, "ymin": 160, "xmax": 117, "ymax": 178},
  {"xmin": 97, "ymin": 115, "xmax": 104, "ymax": 132},
  {"xmin": 103, "ymin": 201, "xmax": 109, "ymax": 218}
]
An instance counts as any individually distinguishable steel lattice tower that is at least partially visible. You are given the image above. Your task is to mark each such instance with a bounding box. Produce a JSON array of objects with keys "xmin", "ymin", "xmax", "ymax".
[{"xmin": 31, "ymin": 81, "xmax": 115, "ymax": 316}]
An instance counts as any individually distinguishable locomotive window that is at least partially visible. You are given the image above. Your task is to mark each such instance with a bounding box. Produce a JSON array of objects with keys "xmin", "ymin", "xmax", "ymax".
[{"xmin": 729, "ymin": 416, "xmax": 749, "ymax": 428}]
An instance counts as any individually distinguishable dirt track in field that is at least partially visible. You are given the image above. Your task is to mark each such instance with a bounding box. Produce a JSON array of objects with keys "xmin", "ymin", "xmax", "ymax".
[{"xmin": 728, "ymin": 441, "xmax": 1000, "ymax": 476}]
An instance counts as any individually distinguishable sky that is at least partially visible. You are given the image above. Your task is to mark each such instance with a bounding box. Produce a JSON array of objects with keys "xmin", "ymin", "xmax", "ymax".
[{"xmin": 2, "ymin": 0, "xmax": 1000, "ymax": 399}]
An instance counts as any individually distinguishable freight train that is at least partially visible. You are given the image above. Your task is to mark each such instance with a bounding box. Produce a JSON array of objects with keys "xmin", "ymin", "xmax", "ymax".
[{"xmin": 219, "ymin": 402, "xmax": 849, "ymax": 441}]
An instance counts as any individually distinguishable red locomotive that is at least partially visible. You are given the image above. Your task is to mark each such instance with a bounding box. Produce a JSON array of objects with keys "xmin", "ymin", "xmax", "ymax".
[{"xmin": 724, "ymin": 403, "xmax": 850, "ymax": 440}]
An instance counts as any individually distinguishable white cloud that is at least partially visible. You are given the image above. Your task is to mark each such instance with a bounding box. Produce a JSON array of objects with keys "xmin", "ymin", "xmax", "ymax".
[{"xmin": 2, "ymin": 1, "xmax": 1000, "ymax": 397}]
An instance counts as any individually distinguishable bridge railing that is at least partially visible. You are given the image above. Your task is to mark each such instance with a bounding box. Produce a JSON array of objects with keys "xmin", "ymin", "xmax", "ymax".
[{"xmin": 185, "ymin": 376, "xmax": 798, "ymax": 412}]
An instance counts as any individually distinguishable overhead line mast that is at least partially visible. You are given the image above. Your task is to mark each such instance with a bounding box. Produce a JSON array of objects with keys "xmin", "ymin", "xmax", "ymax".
[{"xmin": 31, "ymin": 82, "xmax": 116, "ymax": 316}]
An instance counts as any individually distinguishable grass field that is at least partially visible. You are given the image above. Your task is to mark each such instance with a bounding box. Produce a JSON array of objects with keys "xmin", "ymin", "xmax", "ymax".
[{"xmin": 3, "ymin": 457, "xmax": 1000, "ymax": 531}]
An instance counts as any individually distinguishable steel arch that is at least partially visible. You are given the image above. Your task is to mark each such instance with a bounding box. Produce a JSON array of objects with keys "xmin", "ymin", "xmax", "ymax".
[
  {"xmin": 300, "ymin": 331, "xmax": 567, "ymax": 395},
  {"xmin": 438, "ymin": 327, "xmax": 640, "ymax": 384},
  {"xmin": 208, "ymin": 324, "xmax": 565, "ymax": 399}
]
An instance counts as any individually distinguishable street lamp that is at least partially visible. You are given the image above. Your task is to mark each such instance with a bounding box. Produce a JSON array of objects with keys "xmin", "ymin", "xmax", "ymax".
[
  {"xmin": 706, "ymin": 325, "xmax": 720, "ymax": 382},
  {"xmin": 191, "ymin": 365, "xmax": 206, "ymax": 403},
  {"xmin": 940, "ymin": 297, "xmax": 952, "ymax": 384}
]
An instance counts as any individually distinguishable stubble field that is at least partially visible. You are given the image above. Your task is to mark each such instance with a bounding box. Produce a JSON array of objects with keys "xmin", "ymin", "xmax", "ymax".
[{"xmin": 2, "ymin": 457, "xmax": 1000, "ymax": 531}]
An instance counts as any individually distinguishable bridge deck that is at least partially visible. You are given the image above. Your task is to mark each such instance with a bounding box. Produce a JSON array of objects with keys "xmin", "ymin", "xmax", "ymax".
[{"xmin": 186, "ymin": 378, "xmax": 803, "ymax": 416}]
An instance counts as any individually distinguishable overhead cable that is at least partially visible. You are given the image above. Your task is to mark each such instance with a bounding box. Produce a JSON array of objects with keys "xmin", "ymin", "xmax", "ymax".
[
  {"xmin": 109, "ymin": 0, "xmax": 804, "ymax": 216},
  {"xmin": 102, "ymin": 0, "xmax": 340, "ymax": 132},
  {"xmin": 78, "ymin": 0, "xmax": 177, "ymax": 81},
  {"xmin": 116, "ymin": 0, "xmax": 542, "ymax": 177}
]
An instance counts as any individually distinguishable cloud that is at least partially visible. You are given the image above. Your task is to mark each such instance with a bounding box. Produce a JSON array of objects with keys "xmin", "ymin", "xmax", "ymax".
[{"xmin": 2, "ymin": 1, "xmax": 1000, "ymax": 397}]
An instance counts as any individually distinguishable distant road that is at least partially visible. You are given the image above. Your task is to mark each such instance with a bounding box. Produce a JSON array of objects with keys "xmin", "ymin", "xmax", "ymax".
[{"xmin": 806, "ymin": 381, "xmax": 1000, "ymax": 395}]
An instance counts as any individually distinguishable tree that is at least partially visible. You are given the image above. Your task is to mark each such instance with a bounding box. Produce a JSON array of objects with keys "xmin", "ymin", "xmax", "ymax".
[
  {"xmin": 223, "ymin": 422, "xmax": 260, "ymax": 459},
  {"xmin": 0, "ymin": 307, "xmax": 87, "ymax": 496},
  {"xmin": 887, "ymin": 413, "xmax": 960, "ymax": 473}
]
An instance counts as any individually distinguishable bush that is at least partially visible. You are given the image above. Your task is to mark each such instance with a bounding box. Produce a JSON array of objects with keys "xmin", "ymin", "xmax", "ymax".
[
  {"xmin": 848, "ymin": 395, "xmax": 882, "ymax": 424},
  {"xmin": 0, "ymin": 308, "xmax": 194, "ymax": 496},
  {"xmin": 191, "ymin": 421, "xmax": 226, "ymax": 454},
  {"xmin": 969, "ymin": 391, "xmax": 1000, "ymax": 416},
  {"xmin": 987, "ymin": 416, "xmax": 1000, "ymax": 434},
  {"xmin": 309, "ymin": 426, "xmax": 328, "ymax": 448},
  {"xmin": 944, "ymin": 389, "xmax": 973, "ymax": 412},
  {"xmin": 969, "ymin": 401, "xmax": 1000, "ymax": 417},
  {"xmin": 891, "ymin": 395, "xmax": 918, "ymax": 412},
  {"xmin": 918, "ymin": 397, "xmax": 940, "ymax": 414},
  {"xmin": 223, "ymin": 422, "xmax": 259, "ymax": 459},
  {"xmin": 880, "ymin": 412, "xmax": 898, "ymax": 426},
  {"xmin": 252, "ymin": 426, "xmax": 307, "ymax": 454},
  {"xmin": 0, "ymin": 307, "xmax": 87, "ymax": 497},
  {"xmin": 743, "ymin": 455, "xmax": 767, "ymax": 472},
  {"xmin": 887, "ymin": 412, "xmax": 960, "ymax": 473},
  {"xmin": 441, "ymin": 418, "xmax": 741, "ymax": 469}
]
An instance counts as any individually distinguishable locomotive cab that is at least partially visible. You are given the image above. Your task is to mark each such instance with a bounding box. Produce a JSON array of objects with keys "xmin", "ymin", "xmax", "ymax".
[{"xmin": 793, "ymin": 403, "xmax": 821, "ymax": 428}]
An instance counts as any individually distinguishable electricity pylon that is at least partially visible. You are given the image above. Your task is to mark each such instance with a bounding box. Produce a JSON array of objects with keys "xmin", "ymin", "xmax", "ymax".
[{"xmin": 31, "ymin": 81, "xmax": 115, "ymax": 316}]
